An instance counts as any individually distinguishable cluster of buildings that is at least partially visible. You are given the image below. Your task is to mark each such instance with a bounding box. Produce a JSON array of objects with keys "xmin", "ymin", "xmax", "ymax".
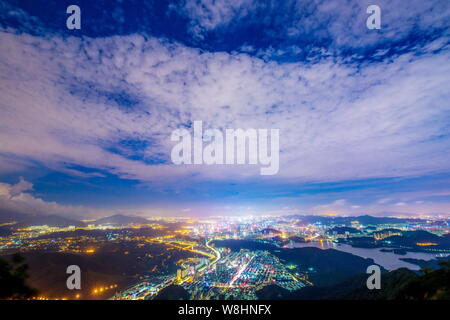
[{"xmin": 181, "ymin": 249, "xmax": 309, "ymax": 300}]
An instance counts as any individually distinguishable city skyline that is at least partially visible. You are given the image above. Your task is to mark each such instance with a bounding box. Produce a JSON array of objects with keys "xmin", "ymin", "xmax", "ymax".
[{"xmin": 1, "ymin": 211, "xmax": 449, "ymax": 300}]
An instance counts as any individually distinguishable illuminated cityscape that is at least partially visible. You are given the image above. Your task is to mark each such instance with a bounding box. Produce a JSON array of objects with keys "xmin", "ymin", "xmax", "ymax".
[{"xmin": 1, "ymin": 214, "xmax": 449, "ymax": 300}]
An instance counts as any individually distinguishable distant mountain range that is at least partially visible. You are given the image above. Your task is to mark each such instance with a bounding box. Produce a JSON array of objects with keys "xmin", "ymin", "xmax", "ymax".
[
  {"xmin": 383, "ymin": 230, "xmax": 450, "ymax": 249},
  {"xmin": 0, "ymin": 211, "xmax": 446, "ymax": 229},
  {"xmin": 0, "ymin": 210, "xmax": 149, "ymax": 228},
  {"xmin": 327, "ymin": 226, "xmax": 361, "ymax": 235},
  {"xmin": 0, "ymin": 210, "xmax": 86, "ymax": 228},
  {"xmin": 347, "ymin": 229, "xmax": 450, "ymax": 250}
]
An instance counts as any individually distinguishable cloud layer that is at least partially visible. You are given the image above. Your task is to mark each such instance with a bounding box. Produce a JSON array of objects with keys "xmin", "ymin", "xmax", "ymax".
[
  {"xmin": 0, "ymin": 177, "xmax": 107, "ymax": 217},
  {"xmin": 0, "ymin": 0, "xmax": 449, "ymax": 216},
  {"xmin": 1, "ymin": 32, "xmax": 449, "ymax": 182}
]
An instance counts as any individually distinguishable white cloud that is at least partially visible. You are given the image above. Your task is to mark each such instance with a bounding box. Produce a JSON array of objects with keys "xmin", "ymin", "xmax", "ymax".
[
  {"xmin": 9, "ymin": 177, "xmax": 33, "ymax": 197},
  {"xmin": 395, "ymin": 202, "xmax": 407, "ymax": 206},
  {"xmin": 0, "ymin": 178, "xmax": 108, "ymax": 217},
  {"xmin": 0, "ymin": 29, "xmax": 449, "ymax": 186}
]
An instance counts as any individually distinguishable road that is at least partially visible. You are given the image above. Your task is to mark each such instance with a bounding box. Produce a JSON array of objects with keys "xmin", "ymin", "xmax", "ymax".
[{"xmin": 115, "ymin": 237, "xmax": 221, "ymax": 299}]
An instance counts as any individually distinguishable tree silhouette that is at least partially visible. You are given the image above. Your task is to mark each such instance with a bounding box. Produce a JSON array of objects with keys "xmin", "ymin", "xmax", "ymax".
[
  {"xmin": 438, "ymin": 260, "xmax": 450, "ymax": 269},
  {"xmin": 395, "ymin": 259, "xmax": 450, "ymax": 300},
  {"xmin": 0, "ymin": 254, "xmax": 37, "ymax": 299}
]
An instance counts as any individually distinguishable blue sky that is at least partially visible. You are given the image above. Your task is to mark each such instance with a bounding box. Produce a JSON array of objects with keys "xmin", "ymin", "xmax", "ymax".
[{"xmin": 0, "ymin": 0, "xmax": 449, "ymax": 218}]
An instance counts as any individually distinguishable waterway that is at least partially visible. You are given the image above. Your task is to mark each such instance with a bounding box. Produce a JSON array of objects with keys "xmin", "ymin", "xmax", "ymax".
[{"xmin": 291, "ymin": 242, "xmax": 448, "ymax": 270}]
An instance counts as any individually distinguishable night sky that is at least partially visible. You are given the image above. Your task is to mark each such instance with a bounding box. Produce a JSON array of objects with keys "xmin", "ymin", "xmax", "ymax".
[{"xmin": 0, "ymin": 0, "xmax": 449, "ymax": 218}]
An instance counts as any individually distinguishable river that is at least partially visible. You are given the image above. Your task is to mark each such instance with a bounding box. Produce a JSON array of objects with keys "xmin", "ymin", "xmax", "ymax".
[{"xmin": 291, "ymin": 242, "xmax": 447, "ymax": 270}]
